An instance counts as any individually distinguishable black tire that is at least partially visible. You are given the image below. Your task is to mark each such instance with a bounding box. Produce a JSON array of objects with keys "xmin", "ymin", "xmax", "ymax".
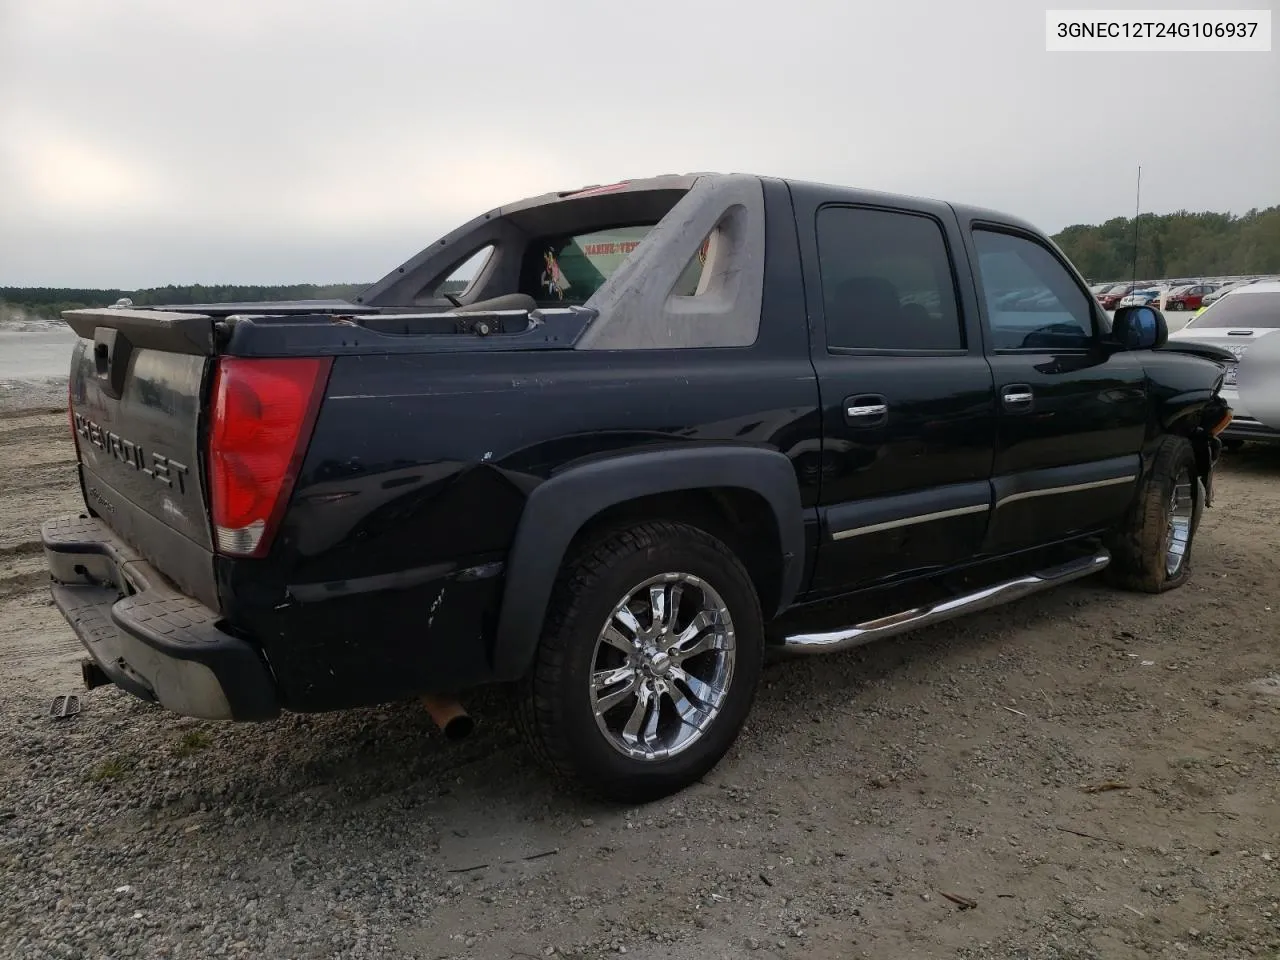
[
  {"xmin": 515, "ymin": 520, "xmax": 764, "ymax": 803},
  {"xmin": 1222, "ymin": 438, "xmax": 1245, "ymax": 452},
  {"xmin": 1105, "ymin": 435, "xmax": 1201, "ymax": 593}
]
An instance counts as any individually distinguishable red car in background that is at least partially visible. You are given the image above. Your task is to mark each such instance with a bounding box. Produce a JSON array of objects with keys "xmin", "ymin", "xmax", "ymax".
[
  {"xmin": 1163, "ymin": 283, "xmax": 1218, "ymax": 311},
  {"xmin": 1098, "ymin": 282, "xmax": 1140, "ymax": 310}
]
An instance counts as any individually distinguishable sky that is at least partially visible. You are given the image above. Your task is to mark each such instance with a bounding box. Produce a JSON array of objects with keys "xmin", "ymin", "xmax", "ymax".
[{"xmin": 0, "ymin": 0, "xmax": 1276, "ymax": 288}]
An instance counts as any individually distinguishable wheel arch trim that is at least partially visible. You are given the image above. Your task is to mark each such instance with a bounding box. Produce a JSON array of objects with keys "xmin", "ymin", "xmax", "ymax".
[{"xmin": 492, "ymin": 446, "xmax": 805, "ymax": 680}]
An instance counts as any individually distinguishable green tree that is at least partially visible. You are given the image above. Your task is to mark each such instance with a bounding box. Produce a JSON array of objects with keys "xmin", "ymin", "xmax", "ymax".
[{"xmin": 1052, "ymin": 205, "xmax": 1280, "ymax": 280}]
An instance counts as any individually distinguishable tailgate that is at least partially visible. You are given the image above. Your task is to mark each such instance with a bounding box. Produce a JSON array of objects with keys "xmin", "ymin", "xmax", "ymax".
[{"xmin": 65, "ymin": 307, "xmax": 219, "ymax": 608}]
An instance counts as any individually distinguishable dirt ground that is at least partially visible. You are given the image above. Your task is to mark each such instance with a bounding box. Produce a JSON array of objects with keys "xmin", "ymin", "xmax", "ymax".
[{"xmin": 2, "ymin": 405, "xmax": 1278, "ymax": 960}]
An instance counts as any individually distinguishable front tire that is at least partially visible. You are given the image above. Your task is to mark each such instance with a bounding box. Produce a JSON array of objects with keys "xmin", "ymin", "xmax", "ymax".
[
  {"xmin": 515, "ymin": 521, "xmax": 764, "ymax": 803},
  {"xmin": 1105, "ymin": 435, "xmax": 1201, "ymax": 593}
]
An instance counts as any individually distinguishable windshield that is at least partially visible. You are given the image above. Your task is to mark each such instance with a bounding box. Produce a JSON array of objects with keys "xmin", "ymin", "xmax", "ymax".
[{"xmin": 1183, "ymin": 291, "xmax": 1280, "ymax": 329}]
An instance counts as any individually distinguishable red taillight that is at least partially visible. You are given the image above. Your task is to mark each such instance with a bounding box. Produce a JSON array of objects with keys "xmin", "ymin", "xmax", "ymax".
[{"xmin": 208, "ymin": 356, "xmax": 331, "ymax": 557}]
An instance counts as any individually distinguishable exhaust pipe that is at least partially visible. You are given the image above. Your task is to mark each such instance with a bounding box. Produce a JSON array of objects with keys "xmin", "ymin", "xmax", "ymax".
[
  {"xmin": 421, "ymin": 694, "xmax": 474, "ymax": 741},
  {"xmin": 81, "ymin": 658, "xmax": 111, "ymax": 691}
]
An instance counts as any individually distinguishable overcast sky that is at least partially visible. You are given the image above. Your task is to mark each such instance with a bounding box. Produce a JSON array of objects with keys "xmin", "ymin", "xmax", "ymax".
[{"xmin": 1, "ymin": 0, "xmax": 1276, "ymax": 288}]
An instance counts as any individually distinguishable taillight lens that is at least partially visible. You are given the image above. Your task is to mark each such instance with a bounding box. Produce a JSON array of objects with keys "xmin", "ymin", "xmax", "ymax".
[{"xmin": 208, "ymin": 356, "xmax": 331, "ymax": 557}]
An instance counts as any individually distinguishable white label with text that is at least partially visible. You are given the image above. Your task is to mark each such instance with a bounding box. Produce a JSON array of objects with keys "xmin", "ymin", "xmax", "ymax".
[{"xmin": 1046, "ymin": 9, "xmax": 1271, "ymax": 51}]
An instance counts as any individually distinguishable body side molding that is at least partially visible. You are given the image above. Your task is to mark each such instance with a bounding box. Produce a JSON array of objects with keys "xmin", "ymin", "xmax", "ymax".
[
  {"xmin": 825, "ymin": 481, "xmax": 992, "ymax": 542},
  {"xmin": 992, "ymin": 455, "xmax": 1141, "ymax": 508}
]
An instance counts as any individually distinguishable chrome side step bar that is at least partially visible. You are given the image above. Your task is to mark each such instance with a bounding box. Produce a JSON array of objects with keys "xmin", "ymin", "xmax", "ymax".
[{"xmin": 782, "ymin": 548, "xmax": 1111, "ymax": 655}]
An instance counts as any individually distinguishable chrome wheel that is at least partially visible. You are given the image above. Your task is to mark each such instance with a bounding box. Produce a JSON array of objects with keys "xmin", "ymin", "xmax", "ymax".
[
  {"xmin": 589, "ymin": 572, "xmax": 736, "ymax": 762},
  {"xmin": 1165, "ymin": 473, "xmax": 1194, "ymax": 577}
]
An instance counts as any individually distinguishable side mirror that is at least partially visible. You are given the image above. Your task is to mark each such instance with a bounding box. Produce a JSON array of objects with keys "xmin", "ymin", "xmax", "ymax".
[{"xmin": 1113, "ymin": 305, "xmax": 1168, "ymax": 350}]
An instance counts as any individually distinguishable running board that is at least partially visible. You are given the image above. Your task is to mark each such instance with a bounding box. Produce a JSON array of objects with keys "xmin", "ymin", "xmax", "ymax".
[{"xmin": 782, "ymin": 548, "xmax": 1111, "ymax": 655}]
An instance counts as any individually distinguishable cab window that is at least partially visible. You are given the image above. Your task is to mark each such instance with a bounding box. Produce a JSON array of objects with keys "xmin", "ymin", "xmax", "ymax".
[{"xmin": 972, "ymin": 230, "xmax": 1096, "ymax": 350}]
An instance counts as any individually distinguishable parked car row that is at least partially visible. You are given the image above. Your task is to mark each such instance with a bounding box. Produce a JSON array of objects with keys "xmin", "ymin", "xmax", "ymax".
[{"xmin": 1090, "ymin": 275, "xmax": 1280, "ymax": 313}]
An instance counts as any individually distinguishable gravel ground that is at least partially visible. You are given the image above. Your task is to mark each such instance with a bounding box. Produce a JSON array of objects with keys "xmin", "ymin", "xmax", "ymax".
[
  {"xmin": 0, "ymin": 377, "xmax": 65, "ymax": 416},
  {"xmin": 2, "ymin": 404, "xmax": 1278, "ymax": 960}
]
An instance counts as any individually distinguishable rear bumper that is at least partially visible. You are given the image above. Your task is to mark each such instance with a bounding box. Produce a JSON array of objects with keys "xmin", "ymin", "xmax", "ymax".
[{"xmin": 42, "ymin": 516, "xmax": 279, "ymax": 721}]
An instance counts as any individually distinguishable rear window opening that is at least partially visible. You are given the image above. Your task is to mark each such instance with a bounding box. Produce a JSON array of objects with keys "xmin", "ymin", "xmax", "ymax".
[
  {"xmin": 520, "ymin": 225, "xmax": 654, "ymax": 306},
  {"xmin": 355, "ymin": 221, "xmax": 715, "ymax": 338},
  {"xmin": 517, "ymin": 224, "xmax": 709, "ymax": 307},
  {"xmin": 347, "ymin": 174, "xmax": 764, "ymax": 348},
  {"xmin": 359, "ymin": 181, "xmax": 698, "ymax": 316}
]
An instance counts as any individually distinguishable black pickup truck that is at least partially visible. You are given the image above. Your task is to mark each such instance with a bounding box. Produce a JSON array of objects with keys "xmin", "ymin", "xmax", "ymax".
[{"xmin": 46, "ymin": 173, "xmax": 1234, "ymax": 801}]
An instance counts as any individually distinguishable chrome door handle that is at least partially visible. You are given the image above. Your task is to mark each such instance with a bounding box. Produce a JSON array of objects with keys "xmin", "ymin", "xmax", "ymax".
[
  {"xmin": 1002, "ymin": 385, "xmax": 1034, "ymax": 412},
  {"xmin": 843, "ymin": 394, "xmax": 889, "ymax": 427}
]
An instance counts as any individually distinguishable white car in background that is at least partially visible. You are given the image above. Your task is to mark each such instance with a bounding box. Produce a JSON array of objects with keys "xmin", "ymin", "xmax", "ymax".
[
  {"xmin": 1168, "ymin": 281, "xmax": 1280, "ymax": 448},
  {"xmin": 1119, "ymin": 287, "xmax": 1161, "ymax": 308}
]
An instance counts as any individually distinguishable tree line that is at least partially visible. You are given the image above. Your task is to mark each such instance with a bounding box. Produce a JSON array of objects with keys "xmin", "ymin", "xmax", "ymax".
[
  {"xmin": 3, "ymin": 204, "xmax": 1277, "ymax": 319},
  {"xmin": 1053, "ymin": 204, "xmax": 1279, "ymax": 282},
  {"xmin": 0, "ymin": 283, "xmax": 369, "ymax": 320}
]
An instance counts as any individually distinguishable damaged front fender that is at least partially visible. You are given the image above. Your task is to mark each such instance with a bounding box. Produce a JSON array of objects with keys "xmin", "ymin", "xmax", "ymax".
[{"xmin": 1193, "ymin": 395, "xmax": 1233, "ymax": 507}]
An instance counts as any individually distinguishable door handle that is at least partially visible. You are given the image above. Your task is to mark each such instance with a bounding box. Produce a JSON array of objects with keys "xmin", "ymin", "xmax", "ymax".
[
  {"xmin": 1002, "ymin": 384, "xmax": 1034, "ymax": 412},
  {"xmin": 847, "ymin": 403, "xmax": 888, "ymax": 417},
  {"xmin": 844, "ymin": 394, "xmax": 888, "ymax": 426}
]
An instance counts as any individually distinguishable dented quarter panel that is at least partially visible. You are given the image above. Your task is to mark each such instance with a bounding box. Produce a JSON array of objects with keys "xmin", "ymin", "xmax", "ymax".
[
  {"xmin": 221, "ymin": 345, "xmax": 821, "ymax": 709},
  {"xmin": 1140, "ymin": 348, "xmax": 1228, "ymax": 435}
]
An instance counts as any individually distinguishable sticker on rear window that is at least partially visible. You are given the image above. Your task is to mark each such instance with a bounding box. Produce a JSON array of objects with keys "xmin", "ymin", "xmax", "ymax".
[{"xmin": 542, "ymin": 250, "xmax": 569, "ymax": 300}]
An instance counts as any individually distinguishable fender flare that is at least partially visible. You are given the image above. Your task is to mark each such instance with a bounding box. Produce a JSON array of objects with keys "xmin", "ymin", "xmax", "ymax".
[{"xmin": 491, "ymin": 446, "xmax": 806, "ymax": 680}]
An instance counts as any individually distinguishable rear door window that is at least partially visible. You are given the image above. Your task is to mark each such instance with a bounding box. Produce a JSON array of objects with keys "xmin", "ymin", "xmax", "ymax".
[{"xmin": 815, "ymin": 206, "xmax": 965, "ymax": 351}]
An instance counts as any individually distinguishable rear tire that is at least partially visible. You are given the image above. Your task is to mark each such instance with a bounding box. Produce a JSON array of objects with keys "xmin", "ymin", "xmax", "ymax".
[
  {"xmin": 515, "ymin": 521, "xmax": 764, "ymax": 803},
  {"xmin": 1105, "ymin": 435, "xmax": 1201, "ymax": 593}
]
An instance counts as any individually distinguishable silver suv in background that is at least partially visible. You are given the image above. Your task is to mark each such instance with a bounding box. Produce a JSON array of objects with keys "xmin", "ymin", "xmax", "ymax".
[
  {"xmin": 1170, "ymin": 281, "xmax": 1280, "ymax": 447},
  {"xmin": 1200, "ymin": 277, "xmax": 1276, "ymax": 309}
]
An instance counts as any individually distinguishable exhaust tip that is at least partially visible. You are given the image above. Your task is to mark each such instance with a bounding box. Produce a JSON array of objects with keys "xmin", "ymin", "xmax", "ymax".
[
  {"xmin": 421, "ymin": 694, "xmax": 474, "ymax": 741},
  {"xmin": 442, "ymin": 714, "xmax": 475, "ymax": 741},
  {"xmin": 81, "ymin": 658, "xmax": 110, "ymax": 691}
]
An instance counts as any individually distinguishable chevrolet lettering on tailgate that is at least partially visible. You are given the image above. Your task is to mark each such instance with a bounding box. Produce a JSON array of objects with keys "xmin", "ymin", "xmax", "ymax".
[{"xmin": 73, "ymin": 413, "xmax": 191, "ymax": 492}]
